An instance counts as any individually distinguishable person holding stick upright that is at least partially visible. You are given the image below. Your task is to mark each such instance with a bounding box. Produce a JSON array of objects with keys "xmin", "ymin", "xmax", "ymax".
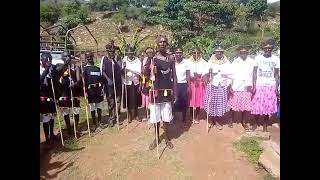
[
  {"xmin": 40, "ymin": 52, "xmax": 58, "ymax": 145},
  {"xmin": 101, "ymin": 44, "xmax": 122, "ymax": 127},
  {"xmin": 188, "ymin": 47, "xmax": 207, "ymax": 124},
  {"xmin": 83, "ymin": 51, "xmax": 104, "ymax": 131},
  {"xmin": 144, "ymin": 36, "xmax": 176, "ymax": 152},
  {"xmin": 58, "ymin": 51, "xmax": 82, "ymax": 137},
  {"xmin": 122, "ymin": 46, "xmax": 142, "ymax": 123},
  {"xmin": 204, "ymin": 46, "xmax": 233, "ymax": 130}
]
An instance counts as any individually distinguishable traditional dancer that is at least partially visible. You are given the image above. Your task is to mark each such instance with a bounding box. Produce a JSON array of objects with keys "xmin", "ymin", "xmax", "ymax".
[
  {"xmin": 145, "ymin": 35, "xmax": 176, "ymax": 150},
  {"xmin": 204, "ymin": 46, "xmax": 233, "ymax": 130},
  {"xmin": 101, "ymin": 44, "xmax": 122, "ymax": 127},
  {"xmin": 122, "ymin": 46, "xmax": 142, "ymax": 123},
  {"xmin": 251, "ymin": 40, "xmax": 280, "ymax": 132},
  {"xmin": 59, "ymin": 51, "xmax": 83, "ymax": 136},
  {"xmin": 173, "ymin": 48, "xmax": 190, "ymax": 127},
  {"xmin": 40, "ymin": 52, "xmax": 57, "ymax": 145},
  {"xmin": 188, "ymin": 47, "xmax": 207, "ymax": 124},
  {"xmin": 83, "ymin": 51, "xmax": 104, "ymax": 131},
  {"xmin": 228, "ymin": 46, "xmax": 255, "ymax": 130}
]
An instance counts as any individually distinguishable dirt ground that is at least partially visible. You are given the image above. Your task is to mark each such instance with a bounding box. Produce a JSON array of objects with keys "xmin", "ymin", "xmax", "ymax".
[{"xmin": 40, "ymin": 110, "xmax": 271, "ymax": 180}]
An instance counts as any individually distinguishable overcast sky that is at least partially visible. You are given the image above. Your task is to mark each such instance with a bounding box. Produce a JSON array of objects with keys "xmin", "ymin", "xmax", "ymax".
[{"xmin": 267, "ymin": 0, "xmax": 280, "ymax": 3}]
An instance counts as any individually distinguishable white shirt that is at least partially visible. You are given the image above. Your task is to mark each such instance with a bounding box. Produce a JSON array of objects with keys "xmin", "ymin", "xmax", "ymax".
[
  {"xmin": 254, "ymin": 54, "xmax": 280, "ymax": 87},
  {"xmin": 187, "ymin": 58, "xmax": 207, "ymax": 77},
  {"xmin": 231, "ymin": 57, "xmax": 255, "ymax": 91},
  {"xmin": 175, "ymin": 59, "xmax": 189, "ymax": 83},
  {"xmin": 205, "ymin": 60, "xmax": 233, "ymax": 87},
  {"xmin": 122, "ymin": 56, "xmax": 141, "ymax": 86}
]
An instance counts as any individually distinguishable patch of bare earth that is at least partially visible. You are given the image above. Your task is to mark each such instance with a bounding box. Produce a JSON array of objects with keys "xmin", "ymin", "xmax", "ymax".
[{"xmin": 40, "ymin": 113, "xmax": 264, "ymax": 180}]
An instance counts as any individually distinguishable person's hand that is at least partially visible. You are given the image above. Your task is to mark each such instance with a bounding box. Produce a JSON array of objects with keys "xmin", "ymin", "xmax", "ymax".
[
  {"xmin": 187, "ymin": 86, "xmax": 192, "ymax": 97},
  {"xmin": 229, "ymin": 86, "xmax": 234, "ymax": 98},
  {"xmin": 251, "ymin": 86, "xmax": 256, "ymax": 100}
]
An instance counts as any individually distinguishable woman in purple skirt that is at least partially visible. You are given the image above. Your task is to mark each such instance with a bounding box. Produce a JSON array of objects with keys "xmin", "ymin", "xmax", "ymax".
[
  {"xmin": 251, "ymin": 40, "xmax": 280, "ymax": 132},
  {"xmin": 203, "ymin": 46, "xmax": 233, "ymax": 130}
]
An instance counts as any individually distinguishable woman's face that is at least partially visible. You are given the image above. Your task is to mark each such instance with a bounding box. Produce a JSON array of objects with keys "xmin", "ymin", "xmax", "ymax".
[
  {"xmin": 192, "ymin": 50, "xmax": 200, "ymax": 60},
  {"xmin": 214, "ymin": 51, "xmax": 224, "ymax": 60}
]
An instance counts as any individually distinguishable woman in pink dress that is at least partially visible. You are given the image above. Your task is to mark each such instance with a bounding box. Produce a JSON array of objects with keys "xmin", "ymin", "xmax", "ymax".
[{"xmin": 188, "ymin": 47, "xmax": 207, "ymax": 124}]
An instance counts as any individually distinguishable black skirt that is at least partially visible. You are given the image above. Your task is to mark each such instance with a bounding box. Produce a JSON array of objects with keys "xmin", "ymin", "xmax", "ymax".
[
  {"xmin": 87, "ymin": 86, "xmax": 104, "ymax": 104},
  {"xmin": 40, "ymin": 97, "xmax": 56, "ymax": 114},
  {"xmin": 123, "ymin": 84, "xmax": 142, "ymax": 110},
  {"xmin": 174, "ymin": 83, "xmax": 188, "ymax": 111},
  {"xmin": 58, "ymin": 97, "xmax": 81, "ymax": 107}
]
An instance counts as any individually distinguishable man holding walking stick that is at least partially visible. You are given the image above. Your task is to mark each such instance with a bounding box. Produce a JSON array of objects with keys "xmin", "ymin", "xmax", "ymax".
[
  {"xmin": 144, "ymin": 35, "xmax": 176, "ymax": 151},
  {"xmin": 101, "ymin": 44, "xmax": 122, "ymax": 127}
]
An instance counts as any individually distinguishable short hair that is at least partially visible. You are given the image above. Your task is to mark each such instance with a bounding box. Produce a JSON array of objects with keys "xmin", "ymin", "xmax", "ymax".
[
  {"xmin": 156, "ymin": 35, "xmax": 168, "ymax": 43},
  {"xmin": 41, "ymin": 52, "xmax": 52, "ymax": 61},
  {"xmin": 175, "ymin": 48, "xmax": 183, "ymax": 53},
  {"xmin": 126, "ymin": 46, "xmax": 135, "ymax": 53},
  {"xmin": 145, "ymin": 47, "xmax": 154, "ymax": 53},
  {"xmin": 85, "ymin": 51, "xmax": 94, "ymax": 58},
  {"xmin": 261, "ymin": 39, "xmax": 275, "ymax": 48}
]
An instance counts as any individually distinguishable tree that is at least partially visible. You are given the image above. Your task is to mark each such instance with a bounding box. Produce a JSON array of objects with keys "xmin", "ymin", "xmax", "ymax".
[
  {"xmin": 62, "ymin": 0, "xmax": 89, "ymax": 29},
  {"xmin": 245, "ymin": 0, "xmax": 268, "ymax": 19},
  {"xmin": 40, "ymin": 0, "xmax": 62, "ymax": 24}
]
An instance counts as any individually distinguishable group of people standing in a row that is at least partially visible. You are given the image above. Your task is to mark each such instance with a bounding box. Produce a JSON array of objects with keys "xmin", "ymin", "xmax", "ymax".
[{"xmin": 40, "ymin": 36, "xmax": 280, "ymax": 150}]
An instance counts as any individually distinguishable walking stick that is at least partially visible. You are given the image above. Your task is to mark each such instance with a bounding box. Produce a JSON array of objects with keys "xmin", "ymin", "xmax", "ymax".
[
  {"xmin": 206, "ymin": 69, "xmax": 212, "ymax": 133},
  {"xmin": 124, "ymin": 66, "xmax": 129, "ymax": 132},
  {"xmin": 79, "ymin": 57, "xmax": 91, "ymax": 137},
  {"xmin": 151, "ymin": 59, "xmax": 159, "ymax": 158},
  {"xmin": 193, "ymin": 51, "xmax": 198, "ymax": 124},
  {"xmin": 50, "ymin": 78, "xmax": 64, "ymax": 146},
  {"xmin": 68, "ymin": 65, "xmax": 78, "ymax": 139},
  {"xmin": 111, "ymin": 58, "xmax": 120, "ymax": 131}
]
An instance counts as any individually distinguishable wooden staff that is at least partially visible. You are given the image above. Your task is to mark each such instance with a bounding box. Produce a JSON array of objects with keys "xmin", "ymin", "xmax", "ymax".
[
  {"xmin": 123, "ymin": 59, "xmax": 129, "ymax": 132},
  {"xmin": 193, "ymin": 51, "xmax": 198, "ymax": 124},
  {"xmin": 151, "ymin": 58, "xmax": 159, "ymax": 158},
  {"xmin": 206, "ymin": 68, "xmax": 212, "ymax": 133},
  {"xmin": 111, "ymin": 58, "xmax": 120, "ymax": 131},
  {"xmin": 79, "ymin": 56, "xmax": 91, "ymax": 137},
  {"xmin": 50, "ymin": 77, "xmax": 64, "ymax": 146},
  {"xmin": 68, "ymin": 65, "xmax": 78, "ymax": 139}
]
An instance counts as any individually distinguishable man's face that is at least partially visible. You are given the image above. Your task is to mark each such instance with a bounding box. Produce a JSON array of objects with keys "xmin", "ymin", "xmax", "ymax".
[
  {"xmin": 107, "ymin": 50, "xmax": 115, "ymax": 59},
  {"xmin": 175, "ymin": 51, "xmax": 183, "ymax": 61},
  {"xmin": 146, "ymin": 50, "xmax": 154, "ymax": 58},
  {"xmin": 158, "ymin": 37, "xmax": 167, "ymax": 51},
  {"xmin": 263, "ymin": 45, "xmax": 273, "ymax": 57},
  {"xmin": 62, "ymin": 52, "xmax": 71, "ymax": 64},
  {"xmin": 214, "ymin": 51, "xmax": 224, "ymax": 60},
  {"xmin": 127, "ymin": 52, "xmax": 134, "ymax": 60},
  {"xmin": 239, "ymin": 50, "xmax": 248, "ymax": 60},
  {"xmin": 86, "ymin": 54, "xmax": 94, "ymax": 64}
]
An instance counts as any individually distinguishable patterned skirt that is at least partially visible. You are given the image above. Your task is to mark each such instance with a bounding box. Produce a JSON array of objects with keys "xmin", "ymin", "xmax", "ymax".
[
  {"xmin": 189, "ymin": 79, "xmax": 205, "ymax": 108},
  {"xmin": 251, "ymin": 86, "xmax": 277, "ymax": 116},
  {"xmin": 204, "ymin": 85, "xmax": 229, "ymax": 117},
  {"xmin": 228, "ymin": 91, "xmax": 252, "ymax": 112}
]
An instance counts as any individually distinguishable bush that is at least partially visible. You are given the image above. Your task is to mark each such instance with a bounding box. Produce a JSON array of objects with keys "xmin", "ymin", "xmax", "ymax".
[
  {"xmin": 40, "ymin": 1, "xmax": 62, "ymax": 24},
  {"xmin": 62, "ymin": 0, "xmax": 89, "ymax": 29}
]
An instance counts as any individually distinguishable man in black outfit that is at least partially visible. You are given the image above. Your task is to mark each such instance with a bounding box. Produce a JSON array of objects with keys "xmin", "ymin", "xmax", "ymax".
[
  {"xmin": 101, "ymin": 44, "xmax": 122, "ymax": 127},
  {"xmin": 83, "ymin": 51, "xmax": 104, "ymax": 130}
]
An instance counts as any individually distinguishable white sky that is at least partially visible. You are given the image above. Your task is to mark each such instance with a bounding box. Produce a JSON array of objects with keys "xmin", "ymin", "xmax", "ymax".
[{"xmin": 267, "ymin": 0, "xmax": 280, "ymax": 3}]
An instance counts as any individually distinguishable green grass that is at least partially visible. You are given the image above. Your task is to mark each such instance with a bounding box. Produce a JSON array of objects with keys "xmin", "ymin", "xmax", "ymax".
[{"xmin": 234, "ymin": 137, "xmax": 263, "ymax": 163}]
